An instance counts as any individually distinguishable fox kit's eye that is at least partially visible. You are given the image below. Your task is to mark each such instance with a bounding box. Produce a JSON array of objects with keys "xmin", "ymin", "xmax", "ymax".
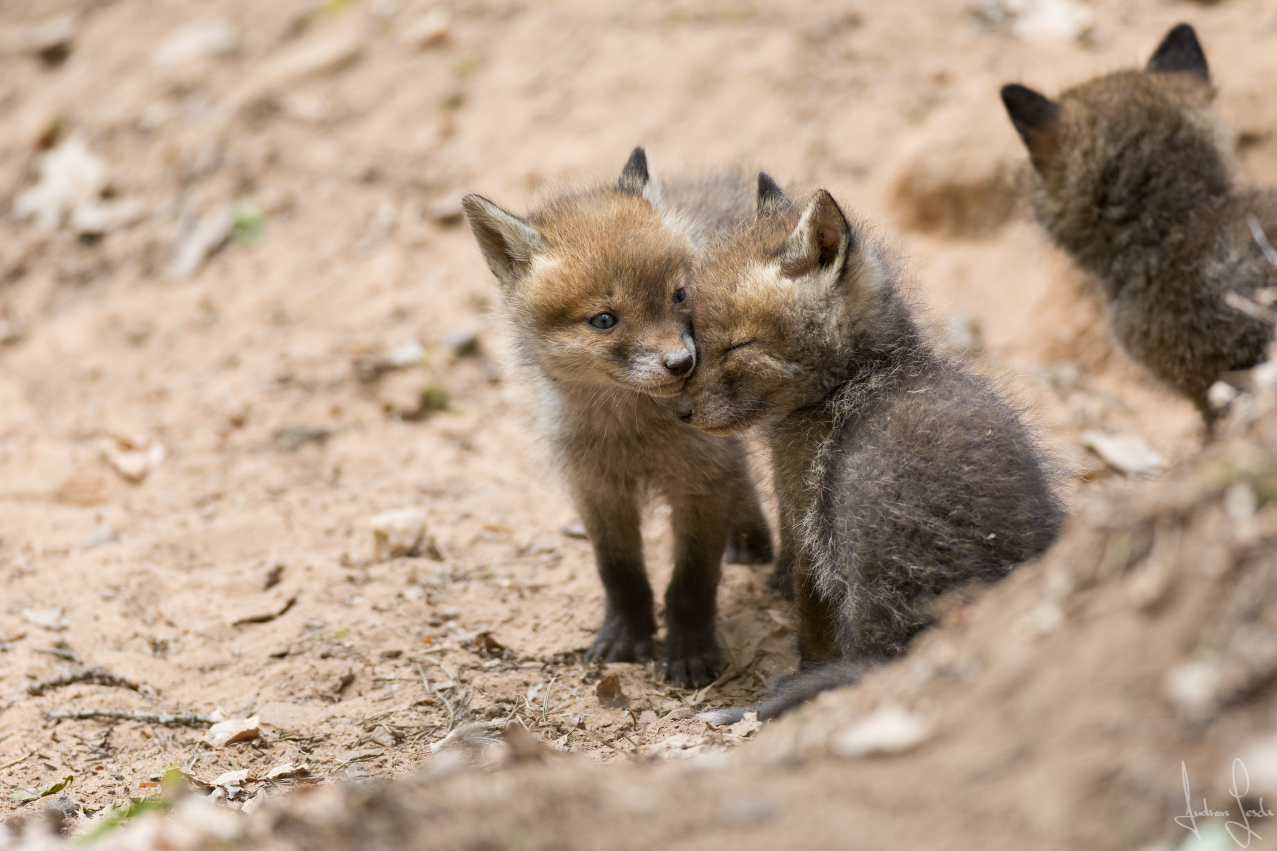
[
  {"xmin": 726, "ymin": 340, "xmax": 754, "ymax": 354},
  {"xmin": 672, "ymin": 288, "xmax": 688, "ymax": 305},
  {"xmin": 587, "ymin": 313, "xmax": 618, "ymax": 330}
]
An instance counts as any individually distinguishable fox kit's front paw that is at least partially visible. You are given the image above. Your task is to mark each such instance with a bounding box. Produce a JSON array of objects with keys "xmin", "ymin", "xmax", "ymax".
[
  {"xmin": 659, "ymin": 632, "xmax": 723, "ymax": 688},
  {"xmin": 585, "ymin": 612, "xmax": 655, "ymax": 663}
]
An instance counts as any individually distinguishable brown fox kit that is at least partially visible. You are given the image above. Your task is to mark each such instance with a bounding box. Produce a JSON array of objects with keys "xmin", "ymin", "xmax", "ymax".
[
  {"xmin": 1001, "ymin": 23, "xmax": 1276, "ymax": 421},
  {"xmin": 679, "ymin": 176, "xmax": 1064, "ymax": 720},
  {"xmin": 462, "ymin": 149, "xmax": 773, "ymax": 688}
]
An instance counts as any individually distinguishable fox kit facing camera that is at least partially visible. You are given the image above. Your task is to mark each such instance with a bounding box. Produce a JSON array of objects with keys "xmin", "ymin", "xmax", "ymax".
[
  {"xmin": 680, "ymin": 176, "xmax": 1063, "ymax": 720},
  {"xmin": 462, "ymin": 149, "xmax": 773, "ymax": 688},
  {"xmin": 1001, "ymin": 24, "xmax": 1276, "ymax": 421}
]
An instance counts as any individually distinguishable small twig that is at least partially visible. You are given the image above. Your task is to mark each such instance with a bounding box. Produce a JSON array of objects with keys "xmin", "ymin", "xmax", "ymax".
[
  {"xmin": 1223, "ymin": 291, "xmax": 1277, "ymax": 325},
  {"xmin": 42, "ymin": 709, "xmax": 216, "ymax": 727},
  {"xmin": 32, "ymin": 647, "xmax": 82, "ymax": 664},
  {"xmin": 0, "ymin": 751, "xmax": 34, "ymax": 771},
  {"xmin": 1248, "ymin": 215, "xmax": 1277, "ymax": 268},
  {"xmin": 27, "ymin": 666, "xmax": 157, "ymax": 699}
]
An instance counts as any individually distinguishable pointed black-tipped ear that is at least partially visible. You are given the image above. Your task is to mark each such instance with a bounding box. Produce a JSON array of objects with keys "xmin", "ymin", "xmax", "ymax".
[
  {"xmin": 1001, "ymin": 84, "xmax": 1060, "ymax": 148},
  {"xmin": 780, "ymin": 190, "xmax": 851, "ymax": 282},
  {"xmin": 1147, "ymin": 23, "xmax": 1209, "ymax": 81},
  {"xmin": 1001, "ymin": 84, "xmax": 1062, "ymax": 172},
  {"xmin": 756, "ymin": 172, "xmax": 789, "ymax": 215},
  {"xmin": 462, "ymin": 194, "xmax": 546, "ymax": 289},
  {"xmin": 618, "ymin": 147, "xmax": 650, "ymax": 195}
]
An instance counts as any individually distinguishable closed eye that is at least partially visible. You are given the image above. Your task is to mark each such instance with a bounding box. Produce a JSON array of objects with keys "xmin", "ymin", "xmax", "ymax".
[{"xmin": 724, "ymin": 340, "xmax": 754, "ymax": 356}]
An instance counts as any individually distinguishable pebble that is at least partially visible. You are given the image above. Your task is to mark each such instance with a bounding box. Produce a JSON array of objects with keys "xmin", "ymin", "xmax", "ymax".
[
  {"xmin": 427, "ymin": 193, "xmax": 465, "ymax": 225},
  {"xmin": 401, "ymin": 10, "xmax": 451, "ymax": 48},
  {"xmin": 370, "ymin": 508, "xmax": 428, "ymax": 562},
  {"xmin": 82, "ymin": 524, "xmax": 119, "ymax": 549},
  {"xmin": 13, "ymin": 135, "xmax": 108, "ymax": 230},
  {"xmin": 829, "ymin": 706, "xmax": 933, "ymax": 759},
  {"xmin": 1164, "ymin": 659, "xmax": 1222, "ymax": 719},
  {"xmin": 9, "ymin": 14, "xmax": 77, "ymax": 66},
  {"xmin": 153, "ymin": 19, "xmax": 239, "ymax": 67},
  {"xmin": 0, "ymin": 318, "xmax": 26, "ymax": 345},
  {"xmin": 444, "ymin": 329, "xmax": 480, "ymax": 357}
]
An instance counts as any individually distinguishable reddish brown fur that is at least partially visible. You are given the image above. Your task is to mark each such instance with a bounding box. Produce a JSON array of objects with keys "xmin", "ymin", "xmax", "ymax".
[{"xmin": 462, "ymin": 152, "xmax": 773, "ymax": 688}]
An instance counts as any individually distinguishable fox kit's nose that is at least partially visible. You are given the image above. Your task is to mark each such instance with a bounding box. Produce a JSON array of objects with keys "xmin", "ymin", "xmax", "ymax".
[
  {"xmin": 675, "ymin": 399, "xmax": 693, "ymax": 421},
  {"xmin": 664, "ymin": 349, "xmax": 694, "ymax": 377}
]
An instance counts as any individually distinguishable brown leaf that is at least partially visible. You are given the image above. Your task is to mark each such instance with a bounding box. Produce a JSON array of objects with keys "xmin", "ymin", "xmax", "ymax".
[
  {"xmin": 596, "ymin": 674, "xmax": 627, "ymax": 709},
  {"xmin": 474, "ymin": 632, "xmax": 510, "ymax": 658}
]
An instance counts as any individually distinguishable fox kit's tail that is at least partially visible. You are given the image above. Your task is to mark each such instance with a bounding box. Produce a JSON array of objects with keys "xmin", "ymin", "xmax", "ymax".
[{"xmin": 698, "ymin": 660, "xmax": 866, "ymax": 725}]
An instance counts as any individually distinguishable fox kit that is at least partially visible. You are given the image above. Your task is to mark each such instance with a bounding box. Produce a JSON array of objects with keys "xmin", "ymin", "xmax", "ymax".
[
  {"xmin": 1001, "ymin": 23, "xmax": 1276, "ymax": 420},
  {"xmin": 462, "ymin": 149, "xmax": 773, "ymax": 688},
  {"xmin": 679, "ymin": 176, "xmax": 1063, "ymax": 719}
]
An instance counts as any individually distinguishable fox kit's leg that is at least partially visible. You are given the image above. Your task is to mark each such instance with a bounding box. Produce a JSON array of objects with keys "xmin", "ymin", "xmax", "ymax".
[
  {"xmin": 723, "ymin": 455, "xmax": 774, "ymax": 566},
  {"xmin": 765, "ymin": 498, "xmax": 799, "ymax": 600},
  {"xmin": 792, "ymin": 555, "xmax": 842, "ymax": 668},
  {"xmin": 573, "ymin": 480, "xmax": 657, "ymax": 664},
  {"xmin": 661, "ymin": 489, "xmax": 730, "ymax": 688}
]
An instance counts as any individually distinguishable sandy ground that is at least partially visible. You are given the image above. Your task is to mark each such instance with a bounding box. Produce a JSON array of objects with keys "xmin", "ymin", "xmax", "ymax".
[{"xmin": 1, "ymin": 0, "xmax": 1276, "ymax": 844}]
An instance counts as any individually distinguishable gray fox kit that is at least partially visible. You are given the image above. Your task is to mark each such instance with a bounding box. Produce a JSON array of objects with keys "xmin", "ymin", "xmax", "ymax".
[
  {"xmin": 1001, "ymin": 23, "xmax": 1276, "ymax": 420},
  {"xmin": 462, "ymin": 150, "xmax": 773, "ymax": 688},
  {"xmin": 679, "ymin": 176, "xmax": 1063, "ymax": 719}
]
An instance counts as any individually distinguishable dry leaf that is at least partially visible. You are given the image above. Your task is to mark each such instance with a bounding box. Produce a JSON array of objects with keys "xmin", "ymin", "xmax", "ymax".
[
  {"xmin": 205, "ymin": 716, "xmax": 262, "ymax": 747},
  {"xmin": 21, "ymin": 607, "xmax": 69, "ymax": 631},
  {"xmin": 264, "ymin": 762, "xmax": 307, "ymax": 781},
  {"xmin": 596, "ymin": 674, "xmax": 627, "ymax": 709},
  {"xmin": 1080, "ymin": 431, "xmax": 1164, "ymax": 477},
  {"xmin": 211, "ymin": 769, "xmax": 253, "ymax": 787}
]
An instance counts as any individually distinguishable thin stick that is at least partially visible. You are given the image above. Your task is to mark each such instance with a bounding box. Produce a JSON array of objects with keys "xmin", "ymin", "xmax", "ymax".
[
  {"xmin": 1224, "ymin": 291, "xmax": 1277, "ymax": 325},
  {"xmin": 26, "ymin": 666, "xmax": 157, "ymax": 699},
  {"xmin": 0, "ymin": 751, "xmax": 34, "ymax": 771},
  {"xmin": 1248, "ymin": 215, "xmax": 1277, "ymax": 268},
  {"xmin": 42, "ymin": 709, "xmax": 216, "ymax": 727}
]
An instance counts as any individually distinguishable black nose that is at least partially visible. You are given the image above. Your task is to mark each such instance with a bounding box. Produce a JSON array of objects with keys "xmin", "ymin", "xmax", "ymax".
[
  {"xmin": 664, "ymin": 350, "xmax": 693, "ymax": 377},
  {"xmin": 674, "ymin": 399, "xmax": 693, "ymax": 421}
]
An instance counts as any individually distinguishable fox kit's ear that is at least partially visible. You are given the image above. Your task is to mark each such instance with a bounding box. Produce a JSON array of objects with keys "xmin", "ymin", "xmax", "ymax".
[
  {"xmin": 462, "ymin": 194, "xmax": 547, "ymax": 289},
  {"xmin": 1147, "ymin": 23, "xmax": 1209, "ymax": 81},
  {"xmin": 756, "ymin": 172, "xmax": 789, "ymax": 216},
  {"xmin": 618, "ymin": 146, "xmax": 662, "ymax": 206},
  {"xmin": 779, "ymin": 190, "xmax": 851, "ymax": 283},
  {"xmin": 1000, "ymin": 84, "xmax": 1061, "ymax": 172}
]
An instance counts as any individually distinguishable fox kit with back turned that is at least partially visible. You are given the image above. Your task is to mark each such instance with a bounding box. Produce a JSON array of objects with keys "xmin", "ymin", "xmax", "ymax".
[
  {"xmin": 679, "ymin": 176, "xmax": 1064, "ymax": 719},
  {"xmin": 1001, "ymin": 24, "xmax": 1276, "ymax": 420},
  {"xmin": 462, "ymin": 149, "xmax": 773, "ymax": 688}
]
